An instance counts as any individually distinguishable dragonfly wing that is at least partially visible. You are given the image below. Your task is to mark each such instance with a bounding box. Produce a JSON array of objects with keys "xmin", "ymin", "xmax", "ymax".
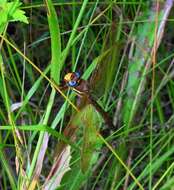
[
  {"xmin": 80, "ymin": 104, "xmax": 100, "ymax": 173},
  {"xmin": 89, "ymin": 27, "xmax": 122, "ymax": 100}
]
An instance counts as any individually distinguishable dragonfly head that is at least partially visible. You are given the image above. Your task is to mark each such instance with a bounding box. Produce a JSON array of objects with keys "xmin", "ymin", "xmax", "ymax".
[{"xmin": 64, "ymin": 72, "xmax": 81, "ymax": 87}]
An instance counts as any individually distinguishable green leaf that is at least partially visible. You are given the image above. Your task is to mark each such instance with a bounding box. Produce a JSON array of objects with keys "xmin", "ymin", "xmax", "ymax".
[
  {"xmin": 46, "ymin": 0, "xmax": 61, "ymax": 83},
  {"xmin": 0, "ymin": 0, "xmax": 7, "ymax": 4},
  {"xmin": 0, "ymin": 25, "xmax": 5, "ymax": 34},
  {"xmin": 0, "ymin": 1, "xmax": 28, "ymax": 30},
  {"xmin": 12, "ymin": 9, "xmax": 28, "ymax": 24},
  {"xmin": 0, "ymin": 3, "xmax": 8, "ymax": 26}
]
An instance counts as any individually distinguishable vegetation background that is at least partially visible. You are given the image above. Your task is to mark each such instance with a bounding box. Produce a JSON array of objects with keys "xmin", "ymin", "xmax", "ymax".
[{"xmin": 0, "ymin": 0, "xmax": 174, "ymax": 189}]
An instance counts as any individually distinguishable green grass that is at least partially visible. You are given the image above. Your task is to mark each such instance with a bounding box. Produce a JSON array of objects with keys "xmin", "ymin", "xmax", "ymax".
[{"xmin": 0, "ymin": 0, "xmax": 174, "ymax": 189}]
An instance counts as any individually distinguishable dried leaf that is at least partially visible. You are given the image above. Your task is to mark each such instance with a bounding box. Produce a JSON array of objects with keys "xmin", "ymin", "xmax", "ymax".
[
  {"xmin": 10, "ymin": 102, "xmax": 23, "ymax": 112},
  {"xmin": 15, "ymin": 156, "xmax": 19, "ymax": 174},
  {"xmin": 43, "ymin": 146, "xmax": 71, "ymax": 190},
  {"xmin": 28, "ymin": 133, "xmax": 49, "ymax": 190}
]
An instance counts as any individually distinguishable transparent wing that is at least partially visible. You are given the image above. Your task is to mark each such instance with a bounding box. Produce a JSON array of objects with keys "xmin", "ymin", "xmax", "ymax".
[
  {"xmin": 80, "ymin": 104, "xmax": 100, "ymax": 173},
  {"xmin": 89, "ymin": 28, "xmax": 122, "ymax": 100}
]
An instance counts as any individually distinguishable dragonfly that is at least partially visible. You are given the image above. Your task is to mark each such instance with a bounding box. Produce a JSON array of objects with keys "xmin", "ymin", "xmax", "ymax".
[
  {"xmin": 48, "ymin": 27, "xmax": 121, "ymax": 176},
  {"xmin": 63, "ymin": 71, "xmax": 115, "ymax": 130},
  {"xmin": 62, "ymin": 71, "xmax": 116, "ymax": 173},
  {"xmin": 50, "ymin": 67, "xmax": 116, "ymax": 174}
]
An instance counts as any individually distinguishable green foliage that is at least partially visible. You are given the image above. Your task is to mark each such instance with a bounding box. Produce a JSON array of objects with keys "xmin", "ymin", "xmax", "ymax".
[
  {"xmin": 0, "ymin": 0, "xmax": 28, "ymax": 31},
  {"xmin": 0, "ymin": 0, "xmax": 174, "ymax": 189},
  {"xmin": 46, "ymin": 0, "xmax": 61, "ymax": 83},
  {"xmin": 122, "ymin": 10, "xmax": 165, "ymax": 129}
]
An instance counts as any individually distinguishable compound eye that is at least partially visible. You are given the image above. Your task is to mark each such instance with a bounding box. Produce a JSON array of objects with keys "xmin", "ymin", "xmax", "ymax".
[
  {"xmin": 68, "ymin": 80, "xmax": 77, "ymax": 87},
  {"xmin": 64, "ymin": 73, "xmax": 73, "ymax": 82},
  {"xmin": 75, "ymin": 72, "xmax": 80, "ymax": 78}
]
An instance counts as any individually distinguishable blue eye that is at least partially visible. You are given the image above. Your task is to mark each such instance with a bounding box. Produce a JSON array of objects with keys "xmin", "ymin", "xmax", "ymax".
[
  {"xmin": 75, "ymin": 72, "xmax": 80, "ymax": 78},
  {"xmin": 68, "ymin": 80, "xmax": 77, "ymax": 87}
]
